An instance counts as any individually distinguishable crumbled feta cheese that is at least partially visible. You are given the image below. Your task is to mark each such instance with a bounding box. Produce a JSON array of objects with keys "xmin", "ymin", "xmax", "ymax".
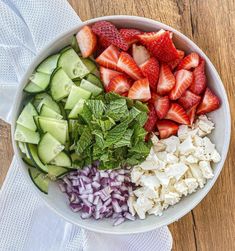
[
  {"xmin": 190, "ymin": 164, "xmax": 206, "ymax": 188},
  {"xmin": 199, "ymin": 161, "xmax": 214, "ymax": 179},
  {"xmin": 152, "ymin": 135, "xmax": 166, "ymax": 151},
  {"xmin": 133, "ymin": 202, "xmax": 146, "ymax": 219},
  {"xmin": 186, "ymin": 155, "xmax": 198, "ymax": 164},
  {"xmin": 184, "ymin": 178, "xmax": 199, "ymax": 193},
  {"xmin": 131, "ymin": 166, "xmax": 144, "ymax": 184},
  {"xmin": 178, "ymin": 136, "xmax": 196, "ymax": 155},
  {"xmin": 163, "ymin": 192, "xmax": 181, "ymax": 205},
  {"xmin": 211, "ymin": 150, "xmax": 221, "ymax": 163},
  {"xmin": 166, "ymin": 153, "xmax": 179, "ymax": 164},
  {"xmin": 127, "ymin": 195, "xmax": 136, "ymax": 216},
  {"xmin": 155, "ymin": 151, "xmax": 167, "ymax": 161},
  {"xmin": 178, "ymin": 125, "xmax": 189, "ymax": 141},
  {"xmin": 203, "ymin": 137, "xmax": 215, "ymax": 154},
  {"xmin": 134, "ymin": 197, "xmax": 153, "ymax": 219},
  {"xmin": 162, "ymin": 136, "xmax": 180, "ymax": 153},
  {"xmin": 140, "ymin": 148, "xmax": 166, "ymax": 170},
  {"xmin": 195, "ymin": 115, "xmax": 214, "ymax": 135},
  {"xmin": 134, "ymin": 186, "xmax": 158, "ymax": 199},
  {"xmin": 174, "ymin": 180, "xmax": 188, "ymax": 196},
  {"xmin": 154, "ymin": 171, "xmax": 171, "ymax": 186},
  {"xmin": 193, "ymin": 135, "xmax": 204, "ymax": 147},
  {"xmin": 140, "ymin": 175, "xmax": 160, "ymax": 190},
  {"xmin": 147, "ymin": 202, "xmax": 163, "ymax": 216},
  {"xmin": 165, "ymin": 162, "xmax": 188, "ymax": 181}
]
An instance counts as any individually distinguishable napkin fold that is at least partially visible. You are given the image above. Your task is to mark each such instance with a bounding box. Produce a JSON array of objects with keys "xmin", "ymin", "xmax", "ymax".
[{"xmin": 0, "ymin": 1, "xmax": 172, "ymax": 250}]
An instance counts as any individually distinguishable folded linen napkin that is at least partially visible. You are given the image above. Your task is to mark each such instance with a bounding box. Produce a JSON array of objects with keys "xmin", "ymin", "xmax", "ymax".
[{"xmin": 0, "ymin": 1, "xmax": 172, "ymax": 250}]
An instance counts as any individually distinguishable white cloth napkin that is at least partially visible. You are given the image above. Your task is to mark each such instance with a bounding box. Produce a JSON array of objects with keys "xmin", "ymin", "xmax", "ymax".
[{"xmin": 0, "ymin": 1, "xmax": 173, "ymax": 250}]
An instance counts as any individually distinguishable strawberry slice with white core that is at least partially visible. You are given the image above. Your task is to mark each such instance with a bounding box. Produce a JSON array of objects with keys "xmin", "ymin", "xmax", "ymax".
[
  {"xmin": 100, "ymin": 67, "xmax": 123, "ymax": 88},
  {"xmin": 106, "ymin": 75, "xmax": 132, "ymax": 94},
  {"xmin": 156, "ymin": 120, "xmax": 179, "ymax": 139},
  {"xmin": 96, "ymin": 45, "xmax": 120, "ymax": 70},
  {"xmin": 154, "ymin": 95, "xmax": 170, "ymax": 119},
  {"xmin": 119, "ymin": 28, "xmax": 142, "ymax": 46},
  {"xmin": 165, "ymin": 103, "xmax": 190, "ymax": 124},
  {"xmin": 128, "ymin": 78, "xmax": 151, "ymax": 101},
  {"xmin": 117, "ymin": 52, "xmax": 144, "ymax": 80},
  {"xmin": 132, "ymin": 44, "xmax": 151, "ymax": 66},
  {"xmin": 177, "ymin": 52, "xmax": 200, "ymax": 70},
  {"xmin": 167, "ymin": 50, "xmax": 185, "ymax": 70},
  {"xmin": 76, "ymin": 26, "xmax": 97, "ymax": 58},
  {"xmin": 169, "ymin": 69, "xmax": 193, "ymax": 100},
  {"xmin": 144, "ymin": 104, "xmax": 158, "ymax": 132},
  {"xmin": 196, "ymin": 88, "xmax": 220, "ymax": 115},
  {"xmin": 178, "ymin": 90, "xmax": 201, "ymax": 110},
  {"xmin": 157, "ymin": 63, "xmax": 175, "ymax": 95},
  {"xmin": 187, "ymin": 103, "xmax": 199, "ymax": 125}
]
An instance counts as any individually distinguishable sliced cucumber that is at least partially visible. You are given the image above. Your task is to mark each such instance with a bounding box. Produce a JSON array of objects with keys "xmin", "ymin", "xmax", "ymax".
[
  {"xmin": 26, "ymin": 144, "xmax": 48, "ymax": 173},
  {"xmin": 73, "ymin": 78, "xmax": 81, "ymax": 86},
  {"xmin": 57, "ymin": 48, "xmax": 89, "ymax": 79},
  {"xmin": 22, "ymin": 156, "xmax": 34, "ymax": 166},
  {"xmin": 81, "ymin": 58, "xmax": 97, "ymax": 73},
  {"xmin": 68, "ymin": 99, "xmax": 85, "ymax": 119},
  {"xmin": 36, "ymin": 94, "xmax": 61, "ymax": 114},
  {"xmin": 28, "ymin": 166, "xmax": 49, "ymax": 194},
  {"xmin": 48, "ymin": 165, "xmax": 69, "ymax": 179},
  {"xmin": 80, "ymin": 79, "xmax": 103, "ymax": 96},
  {"xmin": 38, "ymin": 117, "xmax": 68, "ymax": 144},
  {"xmin": 24, "ymin": 81, "xmax": 44, "ymax": 93},
  {"xmin": 86, "ymin": 73, "xmax": 103, "ymax": 89},
  {"xmin": 65, "ymin": 85, "xmax": 91, "ymax": 110},
  {"xmin": 16, "ymin": 102, "xmax": 38, "ymax": 131},
  {"xmin": 29, "ymin": 72, "xmax": 50, "ymax": 90},
  {"xmin": 50, "ymin": 67, "xmax": 73, "ymax": 101},
  {"xmin": 14, "ymin": 125, "xmax": 40, "ymax": 144},
  {"xmin": 71, "ymin": 35, "xmax": 80, "ymax": 53},
  {"xmin": 50, "ymin": 151, "xmax": 72, "ymax": 168},
  {"xmin": 38, "ymin": 133, "xmax": 64, "ymax": 164},
  {"xmin": 58, "ymin": 103, "xmax": 67, "ymax": 119},
  {"xmin": 37, "ymin": 54, "xmax": 60, "ymax": 74},
  {"xmin": 40, "ymin": 105, "xmax": 63, "ymax": 120},
  {"xmin": 18, "ymin": 141, "xmax": 26, "ymax": 154}
]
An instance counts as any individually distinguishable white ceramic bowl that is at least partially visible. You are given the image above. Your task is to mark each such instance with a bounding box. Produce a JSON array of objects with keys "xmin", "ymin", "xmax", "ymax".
[{"xmin": 11, "ymin": 15, "xmax": 231, "ymax": 234}]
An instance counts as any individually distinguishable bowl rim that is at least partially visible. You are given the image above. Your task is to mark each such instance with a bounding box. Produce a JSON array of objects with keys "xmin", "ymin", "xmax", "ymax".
[{"xmin": 11, "ymin": 15, "xmax": 231, "ymax": 234}]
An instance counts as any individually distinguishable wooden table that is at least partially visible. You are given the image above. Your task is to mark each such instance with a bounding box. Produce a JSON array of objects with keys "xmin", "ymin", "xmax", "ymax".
[{"xmin": 0, "ymin": 0, "xmax": 234, "ymax": 250}]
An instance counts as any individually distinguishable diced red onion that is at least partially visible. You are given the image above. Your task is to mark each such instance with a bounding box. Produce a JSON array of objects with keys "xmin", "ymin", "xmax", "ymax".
[
  {"xmin": 124, "ymin": 212, "xmax": 136, "ymax": 221},
  {"xmin": 113, "ymin": 217, "xmax": 125, "ymax": 226}
]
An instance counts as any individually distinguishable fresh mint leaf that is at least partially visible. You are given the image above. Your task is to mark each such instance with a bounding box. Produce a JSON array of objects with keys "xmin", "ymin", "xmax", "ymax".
[
  {"xmin": 134, "ymin": 101, "xmax": 149, "ymax": 112},
  {"xmin": 132, "ymin": 123, "xmax": 147, "ymax": 145},
  {"xmin": 86, "ymin": 100, "xmax": 105, "ymax": 118},
  {"xmin": 92, "ymin": 117, "xmax": 115, "ymax": 132},
  {"xmin": 92, "ymin": 129, "xmax": 105, "ymax": 149},
  {"xmin": 114, "ymin": 129, "xmax": 133, "ymax": 148},
  {"xmin": 106, "ymin": 99, "xmax": 128, "ymax": 121},
  {"xmin": 129, "ymin": 141, "xmax": 151, "ymax": 155},
  {"xmin": 76, "ymin": 127, "xmax": 93, "ymax": 154},
  {"xmin": 135, "ymin": 112, "xmax": 148, "ymax": 126},
  {"xmin": 79, "ymin": 103, "xmax": 92, "ymax": 124}
]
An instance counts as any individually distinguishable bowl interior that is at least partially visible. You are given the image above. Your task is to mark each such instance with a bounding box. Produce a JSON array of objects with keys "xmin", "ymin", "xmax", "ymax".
[{"xmin": 11, "ymin": 16, "xmax": 231, "ymax": 234}]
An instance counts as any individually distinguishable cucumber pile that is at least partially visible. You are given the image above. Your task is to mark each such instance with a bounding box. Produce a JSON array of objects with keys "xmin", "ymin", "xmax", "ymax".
[{"xmin": 15, "ymin": 38, "xmax": 104, "ymax": 194}]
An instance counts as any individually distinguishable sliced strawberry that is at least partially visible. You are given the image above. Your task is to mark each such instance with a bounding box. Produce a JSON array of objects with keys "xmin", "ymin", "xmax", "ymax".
[
  {"xmin": 156, "ymin": 120, "xmax": 179, "ymax": 139},
  {"xmin": 169, "ymin": 69, "xmax": 193, "ymax": 100},
  {"xmin": 136, "ymin": 29, "xmax": 178, "ymax": 62},
  {"xmin": 128, "ymin": 78, "xmax": 151, "ymax": 101},
  {"xmin": 165, "ymin": 103, "xmax": 190, "ymax": 124},
  {"xmin": 167, "ymin": 50, "xmax": 185, "ymax": 70},
  {"xmin": 117, "ymin": 52, "xmax": 143, "ymax": 80},
  {"xmin": 106, "ymin": 75, "xmax": 132, "ymax": 94},
  {"xmin": 140, "ymin": 57, "xmax": 160, "ymax": 90},
  {"xmin": 187, "ymin": 103, "xmax": 199, "ymax": 125},
  {"xmin": 76, "ymin": 26, "xmax": 97, "ymax": 58},
  {"xmin": 92, "ymin": 21, "xmax": 128, "ymax": 51},
  {"xmin": 154, "ymin": 95, "xmax": 170, "ymax": 119},
  {"xmin": 177, "ymin": 52, "xmax": 200, "ymax": 70},
  {"xmin": 189, "ymin": 58, "xmax": 207, "ymax": 95},
  {"xmin": 96, "ymin": 45, "xmax": 120, "ymax": 70},
  {"xmin": 119, "ymin": 28, "xmax": 142, "ymax": 45},
  {"xmin": 132, "ymin": 44, "xmax": 150, "ymax": 66},
  {"xmin": 100, "ymin": 67, "xmax": 123, "ymax": 88},
  {"xmin": 197, "ymin": 88, "xmax": 220, "ymax": 115},
  {"xmin": 120, "ymin": 92, "xmax": 128, "ymax": 97},
  {"xmin": 178, "ymin": 90, "xmax": 201, "ymax": 110},
  {"xmin": 98, "ymin": 36, "xmax": 111, "ymax": 48},
  {"xmin": 144, "ymin": 104, "xmax": 158, "ymax": 132},
  {"xmin": 157, "ymin": 63, "xmax": 175, "ymax": 95}
]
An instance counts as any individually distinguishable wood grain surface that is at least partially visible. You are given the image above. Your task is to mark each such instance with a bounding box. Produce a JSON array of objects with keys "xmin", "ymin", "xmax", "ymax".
[{"xmin": 0, "ymin": 0, "xmax": 234, "ymax": 250}]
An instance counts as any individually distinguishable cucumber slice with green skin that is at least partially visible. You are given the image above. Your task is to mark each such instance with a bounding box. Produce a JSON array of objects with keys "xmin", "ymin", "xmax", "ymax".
[
  {"xmin": 50, "ymin": 151, "xmax": 72, "ymax": 168},
  {"xmin": 38, "ymin": 117, "xmax": 68, "ymax": 144},
  {"xmin": 58, "ymin": 103, "xmax": 67, "ymax": 119},
  {"xmin": 22, "ymin": 156, "xmax": 34, "ymax": 166},
  {"xmin": 50, "ymin": 67, "xmax": 73, "ymax": 101},
  {"xmin": 24, "ymin": 81, "xmax": 44, "ymax": 93},
  {"xmin": 65, "ymin": 85, "xmax": 91, "ymax": 110},
  {"xmin": 28, "ymin": 166, "xmax": 49, "ymax": 194},
  {"xmin": 60, "ymin": 46, "xmax": 71, "ymax": 54},
  {"xmin": 48, "ymin": 165, "xmax": 70, "ymax": 179},
  {"xmin": 40, "ymin": 105, "xmax": 63, "ymax": 120},
  {"xmin": 29, "ymin": 72, "xmax": 50, "ymax": 90},
  {"xmin": 15, "ymin": 125, "xmax": 40, "ymax": 144},
  {"xmin": 86, "ymin": 73, "xmax": 103, "ymax": 89},
  {"xmin": 68, "ymin": 99, "xmax": 85, "ymax": 119},
  {"xmin": 80, "ymin": 79, "xmax": 103, "ymax": 96},
  {"xmin": 36, "ymin": 94, "xmax": 61, "ymax": 114},
  {"xmin": 38, "ymin": 133, "xmax": 64, "ymax": 164},
  {"xmin": 57, "ymin": 48, "xmax": 89, "ymax": 79},
  {"xmin": 26, "ymin": 144, "xmax": 48, "ymax": 173},
  {"xmin": 18, "ymin": 141, "xmax": 26, "ymax": 154},
  {"xmin": 37, "ymin": 54, "xmax": 60, "ymax": 74},
  {"xmin": 71, "ymin": 35, "xmax": 80, "ymax": 53},
  {"xmin": 17, "ymin": 102, "xmax": 38, "ymax": 131},
  {"xmin": 81, "ymin": 58, "xmax": 97, "ymax": 73}
]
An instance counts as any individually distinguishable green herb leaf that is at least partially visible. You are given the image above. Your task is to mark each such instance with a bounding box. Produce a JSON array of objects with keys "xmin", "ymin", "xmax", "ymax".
[
  {"xmin": 106, "ymin": 99, "xmax": 129, "ymax": 121},
  {"xmin": 114, "ymin": 129, "xmax": 133, "ymax": 148},
  {"xmin": 76, "ymin": 127, "xmax": 93, "ymax": 153},
  {"xmin": 86, "ymin": 100, "xmax": 105, "ymax": 118}
]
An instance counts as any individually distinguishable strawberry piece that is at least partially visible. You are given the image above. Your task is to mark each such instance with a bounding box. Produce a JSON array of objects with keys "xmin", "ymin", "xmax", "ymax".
[
  {"xmin": 177, "ymin": 52, "xmax": 200, "ymax": 70},
  {"xmin": 100, "ymin": 67, "xmax": 123, "ymax": 88},
  {"xmin": 128, "ymin": 78, "xmax": 151, "ymax": 101},
  {"xmin": 169, "ymin": 69, "xmax": 193, "ymax": 100},
  {"xmin": 197, "ymin": 88, "xmax": 220, "ymax": 115},
  {"xmin": 144, "ymin": 104, "xmax": 158, "ymax": 132},
  {"xmin": 119, "ymin": 28, "xmax": 142, "ymax": 45},
  {"xmin": 140, "ymin": 57, "xmax": 160, "ymax": 90},
  {"xmin": 96, "ymin": 45, "xmax": 120, "ymax": 70},
  {"xmin": 165, "ymin": 103, "xmax": 190, "ymax": 124},
  {"xmin": 189, "ymin": 58, "xmax": 207, "ymax": 95},
  {"xmin": 76, "ymin": 26, "xmax": 97, "ymax": 58},
  {"xmin": 99, "ymin": 36, "xmax": 111, "ymax": 48},
  {"xmin": 106, "ymin": 75, "xmax": 132, "ymax": 94},
  {"xmin": 187, "ymin": 103, "xmax": 199, "ymax": 125},
  {"xmin": 117, "ymin": 52, "xmax": 143, "ymax": 80},
  {"xmin": 178, "ymin": 90, "xmax": 201, "ymax": 110},
  {"xmin": 132, "ymin": 44, "xmax": 150, "ymax": 66},
  {"xmin": 156, "ymin": 120, "xmax": 179, "ymax": 139},
  {"xmin": 157, "ymin": 63, "xmax": 175, "ymax": 95},
  {"xmin": 167, "ymin": 50, "xmax": 185, "ymax": 70},
  {"xmin": 136, "ymin": 29, "xmax": 179, "ymax": 62},
  {"xmin": 154, "ymin": 95, "xmax": 170, "ymax": 119},
  {"xmin": 92, "ymin": 21, "xmax": 128, "ymax": 51},
  {"xmin": 120, "ymin": 92, "xmax": 128, "ymax": 97}
]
